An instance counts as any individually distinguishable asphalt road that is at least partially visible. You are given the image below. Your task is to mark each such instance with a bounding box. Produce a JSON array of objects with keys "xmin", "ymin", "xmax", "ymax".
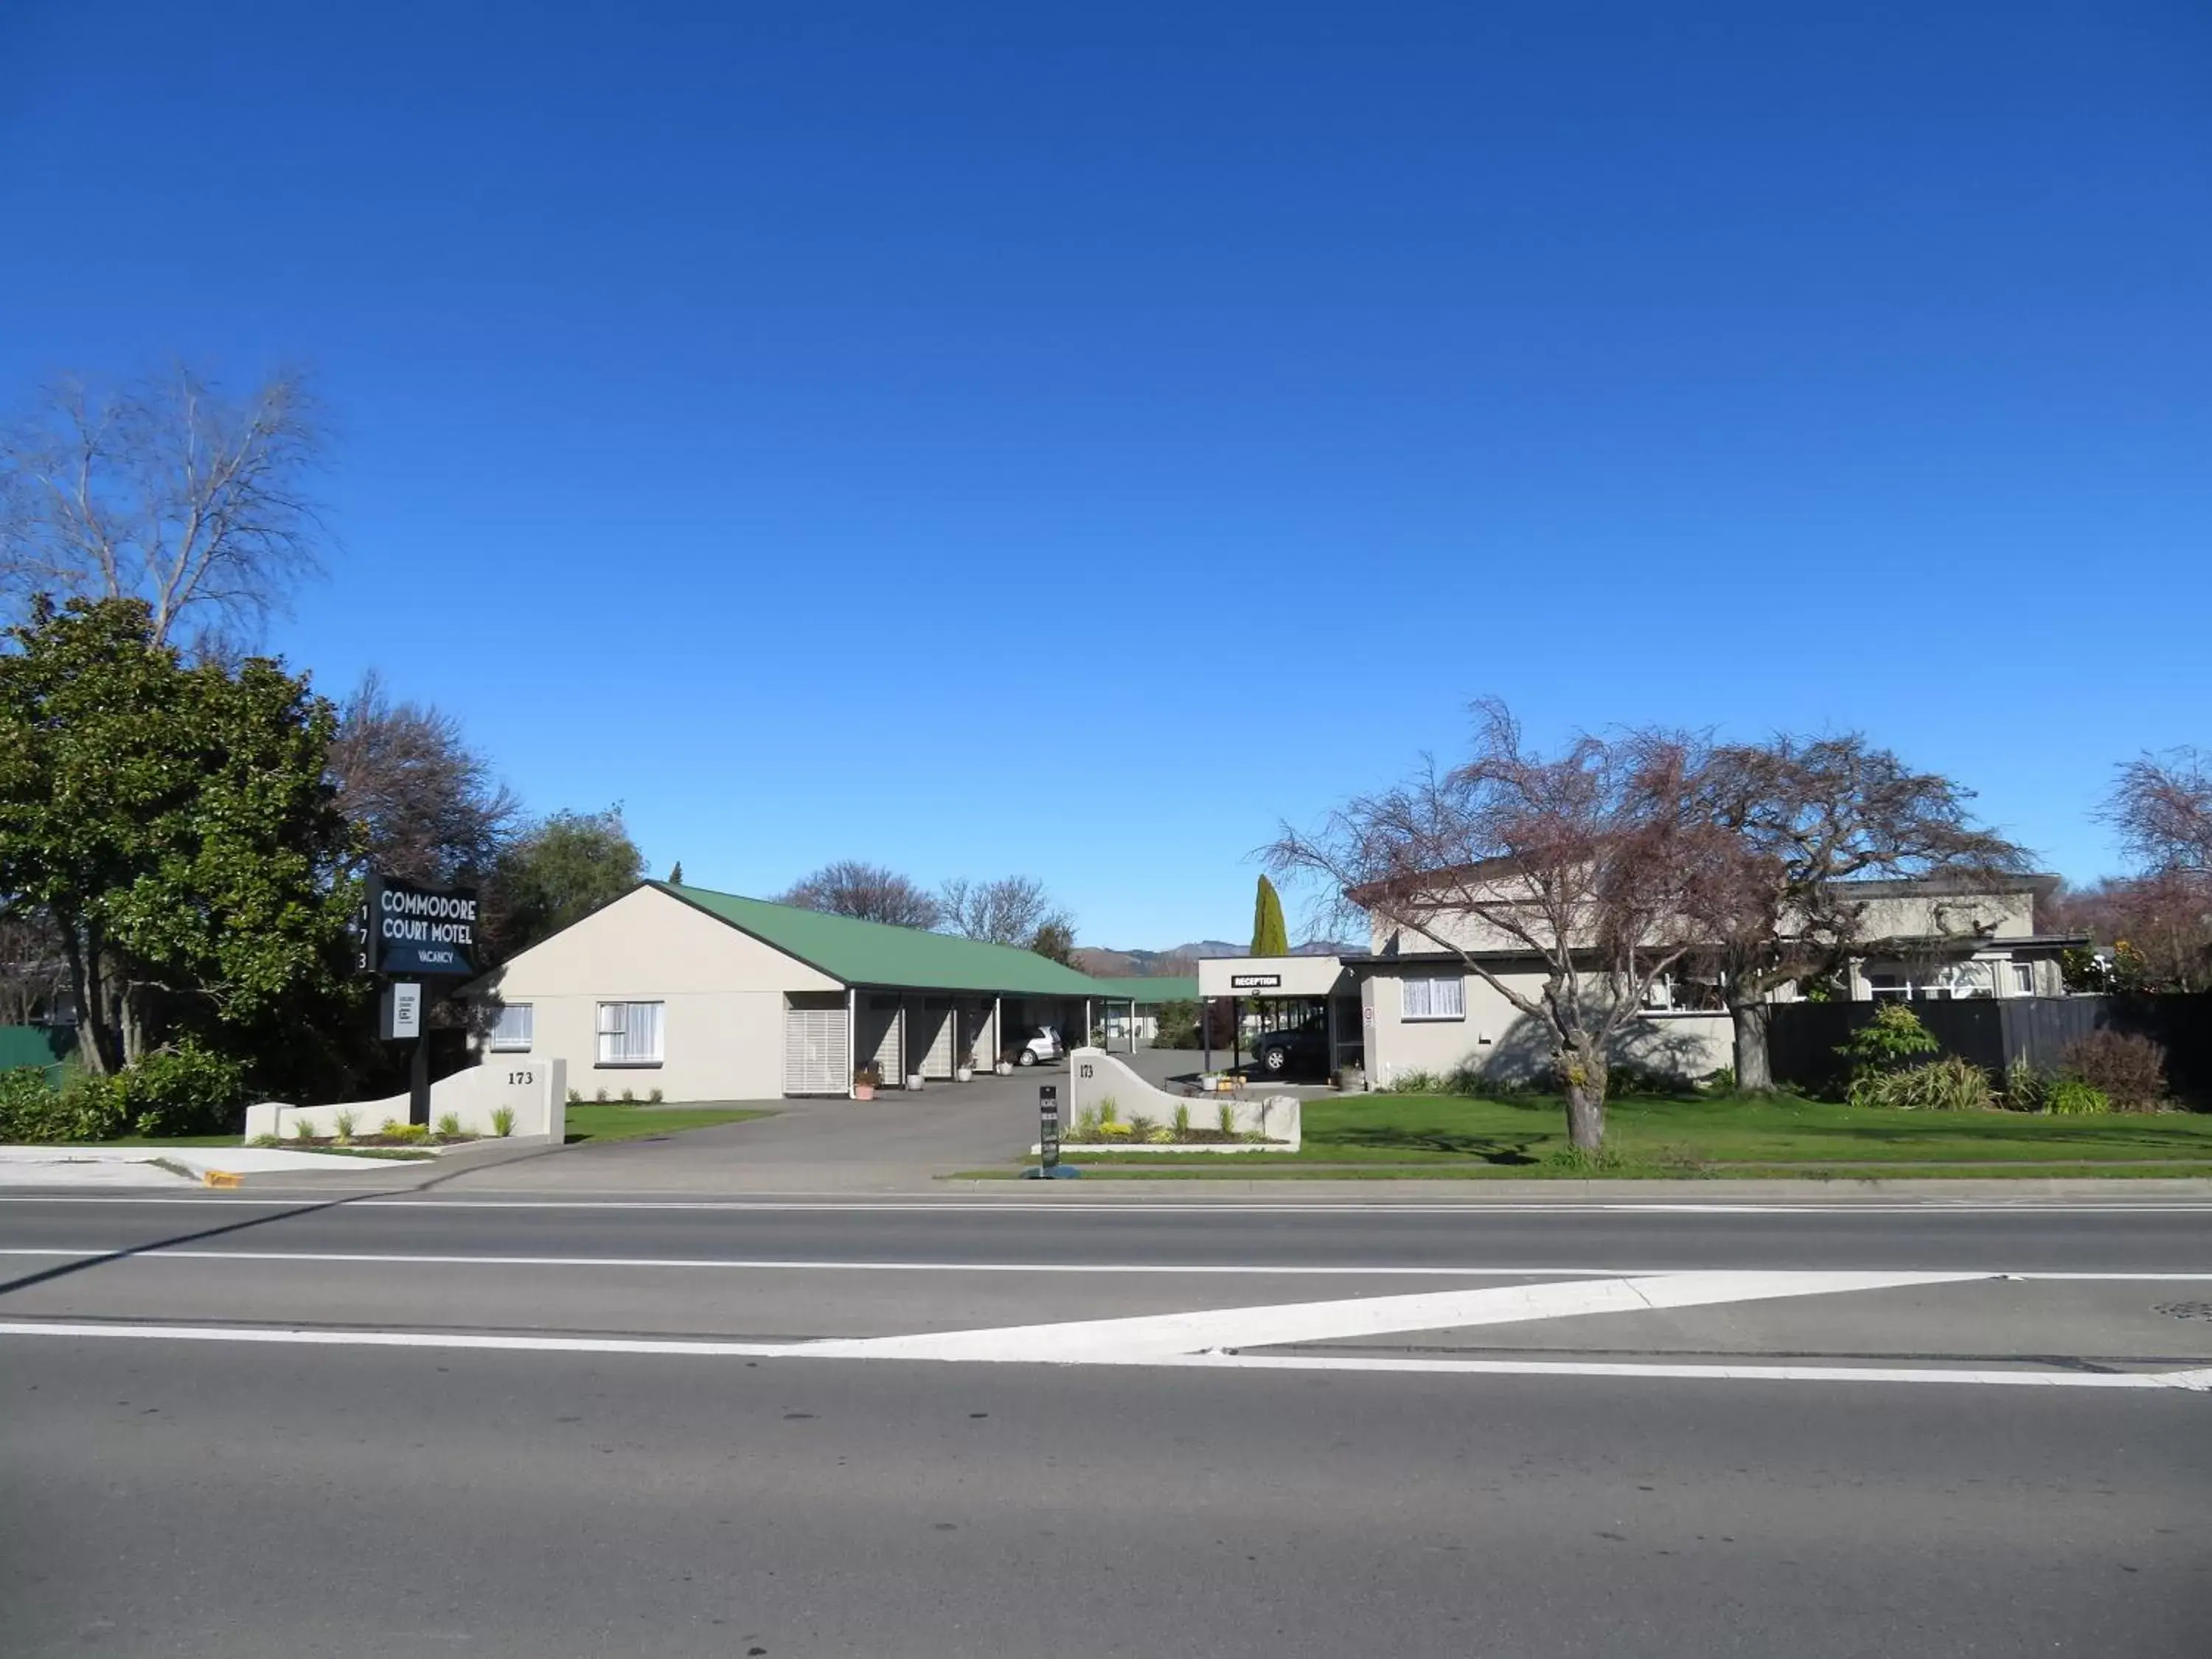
[{"xmin": 3, "ymin": 1193, "xmax": 2208, "ymax": 1655}]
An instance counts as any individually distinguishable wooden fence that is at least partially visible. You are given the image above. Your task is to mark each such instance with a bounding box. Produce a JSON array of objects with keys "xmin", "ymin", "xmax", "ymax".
[{"xmin": 1766, "ymin": 992, "xmax": 2211, "ymax": 1101}]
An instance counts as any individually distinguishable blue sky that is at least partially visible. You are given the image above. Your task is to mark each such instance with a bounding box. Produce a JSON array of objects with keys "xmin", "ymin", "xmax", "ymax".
[{"xmin": 3, "ymin": 1, "xmax": 2207, "ymax": 947}]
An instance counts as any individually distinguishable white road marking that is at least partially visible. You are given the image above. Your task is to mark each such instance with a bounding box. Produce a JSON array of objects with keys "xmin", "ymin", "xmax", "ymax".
[
  {"xmin": 1165, "ymin": 1354, "xmax": 2212, "ymax": 1391},
  {"xmin": 3, "ymin": 1194, "xmax": 2211, "ymax": 1215},
  {"xmin": 1, "ymin": 1316, "xmax": 2205, "ymax": 1391},
  {"xmin": 6, "ymin": 1246, "xmax": 2210, "ymax": 1280},
  {"xmin": 804, "ymin": 1270, "xmax": 1989, "ymax": 1363}
]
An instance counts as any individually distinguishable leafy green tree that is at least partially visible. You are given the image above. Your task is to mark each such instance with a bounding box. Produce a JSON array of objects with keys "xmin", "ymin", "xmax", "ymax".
[
  {"xmin": 1251, "ymin": 874, "xmax": 1289, "ymax": 956},
  {"xmin": 668, "ymin": 860, "xmax": 684, "ymax": 885},
  {"xmin": 0, "ymin": 597, "xmax": 355, "ymax": 1075},
  {"xmin": 490, "ymin": 807, "xmax": 645, "ymax": 956}
]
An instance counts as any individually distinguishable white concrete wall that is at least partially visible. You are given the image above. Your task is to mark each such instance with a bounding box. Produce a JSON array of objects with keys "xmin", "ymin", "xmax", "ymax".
[
  {"xmin": 246, "ymin": 1059, "xmax": 568, "ymax": 1144},
  {"xmin": 465, "ymin": 886, "xmax": 841, "ymax": 1102},
  {"xmin": 1065, "ymin": 1049, "xmax": 1301, "ymax": 1147}
]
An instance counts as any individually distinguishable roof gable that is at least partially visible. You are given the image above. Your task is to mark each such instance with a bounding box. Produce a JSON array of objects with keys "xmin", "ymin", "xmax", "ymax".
[{"xmin": 655, "ymin": 882, "xmax": 1108, "ymax": 997}]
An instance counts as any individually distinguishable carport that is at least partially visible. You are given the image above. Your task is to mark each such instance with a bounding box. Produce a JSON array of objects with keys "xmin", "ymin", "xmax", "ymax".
[{"xmin": 1196, "ymin": 954, "xmax": 1360, "ymax": 1081}]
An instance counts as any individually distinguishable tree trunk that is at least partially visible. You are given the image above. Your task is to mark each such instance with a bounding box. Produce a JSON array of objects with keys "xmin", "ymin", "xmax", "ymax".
[
  {"xmin": 1731, "ymin": 998, "xmax": 1775, "ymax": 1093},
  {"xmin": 1562, "ymin": 1046, "xmax": 1607, "ymax": 1150},
  {"xmin": 58, "ymin": 914, "xmax": 120, "ymax": 1077}
]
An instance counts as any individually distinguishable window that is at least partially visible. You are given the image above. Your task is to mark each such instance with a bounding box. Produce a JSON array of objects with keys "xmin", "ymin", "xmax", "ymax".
[
  {"xmin": 596, "ymin": 1001, "xmax": 664, "ymax": 1065},
  {"xmin": 1865, "ymin": 973, "xmax": 1907, "ymax": 1000},
  {"xmin": 2010, "ymin": 962, "xmax": 2035, "ymax": 996},
  {"xmin": 1401, "ymin": 975, "xmax": 1465, "ymax": 1020},
  {"xmin": 490, "ymin": 1003, "xmax": 534, "ymax": 1052}
]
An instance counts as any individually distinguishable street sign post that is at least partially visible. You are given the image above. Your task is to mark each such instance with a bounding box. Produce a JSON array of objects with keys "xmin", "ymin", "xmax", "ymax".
[{"xmin": 1039, "ymin": 1085, "xmax": 1060, "ymax": 1172}]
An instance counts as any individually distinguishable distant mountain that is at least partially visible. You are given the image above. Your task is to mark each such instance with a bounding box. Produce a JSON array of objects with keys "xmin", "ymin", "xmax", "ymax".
[{"xmin": 1077, "ymin": 938, "xmax": 1364, "ymax": 978}]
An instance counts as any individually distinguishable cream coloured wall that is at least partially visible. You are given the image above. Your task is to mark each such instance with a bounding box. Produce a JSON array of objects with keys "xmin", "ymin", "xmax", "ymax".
[
  {"xmin": 467, "ymin": 886, "xmax": 843, "ymax": 1102},
  {"xmin": 1360, "ymin": 963, "xmax": 1731, "ymax": 1088}
]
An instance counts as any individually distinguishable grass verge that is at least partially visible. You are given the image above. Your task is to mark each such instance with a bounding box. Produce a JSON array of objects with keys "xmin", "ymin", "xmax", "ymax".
[
  {"xmin": 563, "ymin": 1105, "xmax": 773, "ymax": 1145},
  {"xmin": 987, "ymin": 1090, "xmax": 2212, "ymax": 1178}
]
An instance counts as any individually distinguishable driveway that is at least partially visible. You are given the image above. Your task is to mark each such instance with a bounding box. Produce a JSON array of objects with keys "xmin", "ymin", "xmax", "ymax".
[{"xmin": 443, "ymin": 1063, "xmax": 1076, "ymax": 1194}]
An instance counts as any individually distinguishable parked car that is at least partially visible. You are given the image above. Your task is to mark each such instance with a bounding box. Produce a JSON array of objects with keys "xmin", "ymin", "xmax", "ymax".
[
  {"xmin": 1006, "ymin": 1025, "xmax": 1064, "ymax": 1067},
  {"xmin": 1253, "ymin": 1020, "xmax": 1327, "ymax": 1078}
]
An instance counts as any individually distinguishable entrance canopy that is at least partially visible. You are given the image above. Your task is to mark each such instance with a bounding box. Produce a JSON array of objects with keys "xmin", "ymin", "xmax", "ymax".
[{"xmin": 1197, "ymin": 955, "xmax": 1349, "ymax": 1000}]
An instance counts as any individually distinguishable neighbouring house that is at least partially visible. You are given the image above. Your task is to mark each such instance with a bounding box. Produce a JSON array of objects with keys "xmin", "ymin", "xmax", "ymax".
[
  {"xmin": 462, "ymin": 882, "xmax": 1111, "ymax": 1101},
  {"xmin": 1196, "ymin": 873, "xmax": 2085, "ymax": 1089}
]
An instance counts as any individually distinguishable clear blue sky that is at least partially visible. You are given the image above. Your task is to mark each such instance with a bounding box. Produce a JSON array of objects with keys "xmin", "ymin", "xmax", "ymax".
[{"xmin": 4, "ymin": 1, "xmax": 2208, "ymax": 947}]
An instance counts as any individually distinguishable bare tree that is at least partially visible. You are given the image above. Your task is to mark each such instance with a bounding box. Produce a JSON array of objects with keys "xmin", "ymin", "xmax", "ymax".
[
  {"xmin": 327, "ymin": 671, "xmax": 521, "ymax": 886},
  {"xmin": 0, "ymin": 365, "xmax": 327, "ymax": 651},
  {"xmin": 2105, "ymin": 748, "xmax": 2212, "ymax": 878},
  {"xmin": 1685, "ymin": 736, "xmax": 2028, "ymax": 1091},
  {"xmin": 2048, "ymin": 874, "xmax": 2211, "ymax": 993},
  {"xmin": 1270, "ymin": 701, "xmax": 1712, "ymax": 1150},
  {"xmin": 939, "ymin": 875, "xmax": 1071, "ymax": 948},
  {"xmin": 0, "ymin": 907, "xmax": 69, "ymax": 1027},
  {"xmin": 778, "ymin": 860, "xmax": 942, "ymax": 929}
]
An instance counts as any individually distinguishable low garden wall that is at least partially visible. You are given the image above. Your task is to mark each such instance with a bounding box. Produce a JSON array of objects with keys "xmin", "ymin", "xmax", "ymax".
[
  {"xmin": 1061, "ymin": 1048, "xmax": 1301, "ymax": 1150},
  {"xmin": 245, "ymin": 1058, "xmax": 568, "ymax": 1144}
]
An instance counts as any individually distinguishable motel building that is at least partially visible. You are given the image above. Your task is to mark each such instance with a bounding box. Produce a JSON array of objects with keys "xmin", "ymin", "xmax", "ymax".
[
  {"xmin": 1196, "ymin": 873, "xmax": 2082, "ymax": 1091},
  {"xmin": 463, "ymin": 882, "xmax": 1112, "ymax": 1099}
]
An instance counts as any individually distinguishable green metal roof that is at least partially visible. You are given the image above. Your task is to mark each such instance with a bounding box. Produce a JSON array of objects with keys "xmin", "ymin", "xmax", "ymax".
[
  {"xmin": 655, "ymin": 883, "xmax": 1112, "ymax": 998},
  {"xmin": 1085, "ymin": 975, "xmax": 1200, "ymax": 1004},
  {"xmin": 0, "ymin": 1024, "xmax": 74, "ymax": 1081}
]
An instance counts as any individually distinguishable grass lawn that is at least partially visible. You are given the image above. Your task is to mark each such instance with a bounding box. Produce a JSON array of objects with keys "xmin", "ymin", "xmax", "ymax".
[
  {"xmin": 1051, "ymin": 1091, "xmax": 2212, "ymax": 1175},
  {"xmin": 562, "ymin": 1105, "xmax": 773, "ymax": 1145}
]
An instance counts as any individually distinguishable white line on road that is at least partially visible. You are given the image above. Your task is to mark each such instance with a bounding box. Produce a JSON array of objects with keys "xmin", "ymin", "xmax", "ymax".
[
  {"xmin": 7, "ymin": 1247, "xmax": 2212, "ymax": 1280},
  {"xmin": 2, "ymin": 1316, "xmax": 2205, "ymax": 1391},
  {"xmin": 1165, "ymin": 1354, "xmax": 2212, "ymax": 1391},
  {"xmin": 803, "ymin": 1270, "xmax": 1992, "ymax": 1363},
  {"xmin": 4, "ymin": 1195, "xmax": 2211, "ymax": 1215}
]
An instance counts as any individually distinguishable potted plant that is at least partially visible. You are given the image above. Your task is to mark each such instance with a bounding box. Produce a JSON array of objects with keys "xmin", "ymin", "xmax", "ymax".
[
  {"xmin": 852, "ymin": 1063, "xmax": 880, "ymax": 1102},
  {"xmin": 956, "ymin": 1048, "xmax": 976, "ymax": 1085}
]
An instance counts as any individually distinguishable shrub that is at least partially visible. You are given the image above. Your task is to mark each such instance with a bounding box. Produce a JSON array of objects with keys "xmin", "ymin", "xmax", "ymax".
[
  {"xmin": 2058, "ymin": 1031, "xmax": 2168, "ymax": 1112},
  {"xmin": 619, "ymin": 1088, "xmax": 636, "ymax": 1105},
  {"xmin": 248, "ymin": 1133, "xmax": 281, "ymax": 1148},
  {"xmin": 332, "ymin": 1107, "xmax": 358, "ymax": 1142},
  {"xmin": 383, "ymin": 1122, "xmax": 430, "ymax": 1144},
  {"xmin": 435, "ymin": 1111, "xmax": 464, "ymax": 1139},
  {"xmin": 1216, "ymin": 1100, "xmax": 1234, "ymax": 1135},
  {"xmin": 1097, "ymin": 1098, "xmax": 1119, "ymax": 1126},
  {"xmin": 379, "ymin": 1118, "xmax": 406, "ymax": 1137},
  {"xmin": 1847, "ymin": 1055, "xmax": 1995, "ymax": 1111},
  {"xmin": 1702, "ymin": 1067, "xmax": 1736, "ymax": 1095},
  {"xmin": 490, "ymin": 1104, "xmax": 517, "ymax": 1137},
  {"xmin": 1607, "ymin": 1060, "xmax": 1688, "ymax": 1099},
  {"xmin": 2045, "ymin": 1077, "xmax": 2111, "ymax": 1116},
  {"xmin": 118, "ymin": 1040, "xmax": 246, "ymax": 1138},
  {"xmin": 1099, "ymin": 1120, "xmax": 1133, "ymax": 1138},
  {"xmin": 1073, "ymin": 1107, "xmax": 1100, "ymax": 1140},
  {"xmin": 1126, "ymin": 1113, "xmax": 1158, "ymax": 1138},
  {"xmin": 567, "ymin": 1088, "xmax": 582, "ymax": 1105},
  {"xmin": 1836, "ymin": 1003, "xmax": 1941, "ymax": 1091},
  {"xmin": 1383, "ymin": 1069, "xmax": 1440, "ymax": 1094},
  {"xmin": 1442, "ymin": 1060, "xmax": 1488, "ymax": 1096},
  {"xmin": 648, "ymin": 1088, "xmax": 664, "ymax": 1105},
  {"xmin": 594, "ymin": 1088, "xmax": 608, "ymax": 1103},
  {"xmin": 1172, "ymin": 1102, "xmax": 1191, "ymax": 1139},
  {"xmin": 1146, "ymin": 1125, "xmax": 1175, "ymax": 1144},
  {"xmin": 0, "ymin": 1068, "xmax": 129, "ymax": 1144},
  {"xmin": 2003, "ymin": 1057, "xmax": 2049, "ymax": 1113},
  {"xmin": 291, "ymin": 1116, "xmax": 316, "ymax": 1141}
]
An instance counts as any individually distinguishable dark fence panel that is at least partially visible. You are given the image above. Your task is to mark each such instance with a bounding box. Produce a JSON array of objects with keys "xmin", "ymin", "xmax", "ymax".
[{"xmin": 1767, "ymin": 994, "xmax": 2211, "ymax": 1103}]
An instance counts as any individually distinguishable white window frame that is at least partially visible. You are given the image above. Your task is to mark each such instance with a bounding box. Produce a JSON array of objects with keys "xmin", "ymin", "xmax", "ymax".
[
  {"xmin": 596, "ymin": 1001, "xmax": 665, "ymax": 1067},
  {"xmin": 1401, "ymin": 974, "xmax": 1466, "ymax": 1021},
  {"xmin": 489, "ymin": 1002, "xmax": 534, "ymax": 1052},
  {"xmin": 2009, "ymin": 962, "xmax": 2036, "ymax": 996}
]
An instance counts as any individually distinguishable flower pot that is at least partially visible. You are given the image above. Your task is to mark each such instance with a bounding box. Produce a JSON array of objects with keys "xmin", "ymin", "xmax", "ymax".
[
  {"xmin": 852, "ymin": 1084, "xmax": 875, "ymax": 1101},
  {"xmin": 956, "ymin": 1067, "xmax": 974, "ymax": 1083},
  {"xmin": 905, "ymin": 1074, "xmax": 924, "ymax": 1091},
  {"xmin": 995, "ymin": 1061, "xmax": 1014, "ymax": 1076}
]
